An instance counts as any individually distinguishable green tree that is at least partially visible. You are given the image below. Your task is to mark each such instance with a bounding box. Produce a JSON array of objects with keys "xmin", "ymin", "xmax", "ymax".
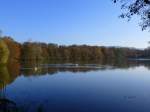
[
  {"xmin": 2, "ymin": 37, "xmax": 21, "ymax": 63},
  {"xmin": 0, "ymin": 39, "xmax": 9, "ymax": 65},
  {"xmin": 22, "ymin": 42, "xmax": 43, "ymax": 63},
  {"xmin": 48, "ymin": 43, "xmax": 60, "ymax": 61}
]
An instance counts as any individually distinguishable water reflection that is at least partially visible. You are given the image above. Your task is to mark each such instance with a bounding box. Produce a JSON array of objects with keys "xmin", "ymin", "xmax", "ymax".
[
  {"xmin": 1, "ymin": 60, "xmax": 150, "ymax": 90},
  {"xmin": 1, "ymin": 61, "xmax": 150, "ymax": 111},
  {"xmin": 0, "ymin": 66, "xmax": 10, "ymax": 90},
  {"xmin": 20, "ymin": 60, "xmax": 150, "ymax": 75},
  {"xmin": 0, "ymin": 98, "xmax": 17, "ymax": 112},
  {"xmin": 0, "ymin": 63, "xmax": 20, "ymax": 112},
  {"xmin": 0, "ymin": 62, "xmax": 20, "ymax": 90}
]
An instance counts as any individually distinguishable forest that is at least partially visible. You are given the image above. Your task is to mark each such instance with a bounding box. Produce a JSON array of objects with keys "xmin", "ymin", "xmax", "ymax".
[{"xmin": 0, "ymin": 36, "xmax": 149, "ymax": 65}]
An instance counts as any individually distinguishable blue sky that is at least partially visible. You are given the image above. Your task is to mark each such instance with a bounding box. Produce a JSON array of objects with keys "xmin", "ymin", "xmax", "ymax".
[{"xmin": 0, "ymin": 0, "xmax": 150, "ymax": 48}]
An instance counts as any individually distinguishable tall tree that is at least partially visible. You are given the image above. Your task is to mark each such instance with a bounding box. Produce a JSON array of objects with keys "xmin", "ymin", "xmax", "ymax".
[
  {"xmin": 2, "ymin": 37, "xmax": 21, "ymax": 63},
  {"xmin": 22, "ymin": 42, "xmax": 43, "ymax": 63},
  {"xmin": 0, "ymin": 39, "xmax": 9, "ymax": 65}
]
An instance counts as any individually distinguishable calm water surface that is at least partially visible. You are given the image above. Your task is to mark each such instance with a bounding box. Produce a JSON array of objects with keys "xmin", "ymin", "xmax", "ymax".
[{"xmin": 1, "ymin": 63, "xmax": 150, "ymax": 112}]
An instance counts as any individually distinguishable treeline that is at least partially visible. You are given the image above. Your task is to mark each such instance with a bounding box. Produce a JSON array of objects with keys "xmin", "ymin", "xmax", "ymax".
[{"xmin": 0, "ymin": 36, "xmax": 148, "ymax": 65}]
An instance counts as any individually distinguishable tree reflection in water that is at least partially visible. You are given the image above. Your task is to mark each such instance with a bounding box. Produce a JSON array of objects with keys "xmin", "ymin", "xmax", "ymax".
[
  {"xmin": 0, "ymin": 97, "xmax": 17, "ymax": 112},
  {"xmin": 0, "ymin": 64, "xmax": 19, "ymax": 112},
  {"xmin": 0, "ymin": 67, "xmax": 17, "ymax": 111},
  {"xmin": 0, "ymin": 61, "xmax": 150, "ymax": 111},
  {"xmin": 1, "ymin": 60, "xmax": 150, "ymax": 88}
]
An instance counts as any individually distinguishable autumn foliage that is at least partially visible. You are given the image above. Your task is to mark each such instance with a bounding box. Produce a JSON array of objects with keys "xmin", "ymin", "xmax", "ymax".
[{"xmin": 0, "ymin": 36, "xmax": 148, "ymax": 65}]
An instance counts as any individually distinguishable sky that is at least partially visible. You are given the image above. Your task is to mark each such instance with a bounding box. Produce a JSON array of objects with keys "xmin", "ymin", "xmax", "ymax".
[{"xmin": 0, "ymin": 0, "xmax": 150, "ymax": 48}]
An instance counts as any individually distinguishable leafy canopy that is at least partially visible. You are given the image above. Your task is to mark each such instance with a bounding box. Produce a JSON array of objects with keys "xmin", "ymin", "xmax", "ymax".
[{"xmin": 113, "ymin": 0, "xmax": 150, "ymax": 30}]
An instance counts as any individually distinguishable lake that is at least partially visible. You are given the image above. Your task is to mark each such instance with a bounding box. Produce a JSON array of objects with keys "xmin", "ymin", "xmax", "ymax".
[{"xmin": 1, "ymin": 62, "xmax": 150, "ymax": 112}]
